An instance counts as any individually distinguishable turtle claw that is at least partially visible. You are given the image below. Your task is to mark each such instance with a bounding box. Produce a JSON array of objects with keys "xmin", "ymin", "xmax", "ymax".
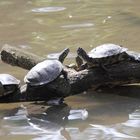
[
  {"xmin": 62, "ymin": 70, "xmax": 68, "ymax": 80},
  {"xmin": 0, "ymin": 82, "xmax": 4, "ymax": 96}
]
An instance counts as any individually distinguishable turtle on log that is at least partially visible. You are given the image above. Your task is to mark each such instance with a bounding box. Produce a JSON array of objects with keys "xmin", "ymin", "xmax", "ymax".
[
  {"xmin": 76, "ymin": 44, "xmax": 137, "ymax": 70},
  {"xmin": 22, "ymin": 48, "xmax": 70, "ymax": 105},
  {"xmin": 0, "ymin": 74, "xmax": 20, "ymax": 97}
]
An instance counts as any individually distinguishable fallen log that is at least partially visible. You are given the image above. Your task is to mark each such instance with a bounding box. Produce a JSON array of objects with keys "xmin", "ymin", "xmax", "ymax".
[
  {"xmin": 1, "ymin": 44, "xmax": 45, "ymax": 70},
  {"xmin": 1, "ymin": 44, "xmax": 140, "ymax": 102}
]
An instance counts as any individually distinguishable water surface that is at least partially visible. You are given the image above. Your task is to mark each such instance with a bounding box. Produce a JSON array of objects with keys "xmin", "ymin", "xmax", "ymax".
[{"xmin": 0, "ymin": 0, "xmax": 140, "ymax": 139}]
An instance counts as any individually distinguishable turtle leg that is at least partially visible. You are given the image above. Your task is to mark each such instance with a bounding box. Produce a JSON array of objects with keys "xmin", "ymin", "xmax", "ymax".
[
  {"xmin": 68, "ymin": 56, "xmax": 85, "ymax": 71},
  {"xmin": 20, "ymin": 84, "xmax": 28, "ymax": 100},
  {"xmin": 99, "ymin": 64, "xmax": 114, "ymax": 80},
  {"xmin": 100, "ymin": 64, "xmax": 109, "ymax": 72},
  {"xmin": 61, "ymin": 69, "xmax": 68, "ymax": 80},
  {"xmin": 0, "ymin": 82, "xmax": 5, "ymax": 96},
  {"xmin": 98, "ymin": 63, "xmax": 111, "ymax": 77}
]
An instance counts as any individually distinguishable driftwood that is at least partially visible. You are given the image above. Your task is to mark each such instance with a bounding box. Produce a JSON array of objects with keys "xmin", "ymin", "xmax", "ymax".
[{"xmin": 1, "ymin": 44, "xmax": 140, "ymax": 102}]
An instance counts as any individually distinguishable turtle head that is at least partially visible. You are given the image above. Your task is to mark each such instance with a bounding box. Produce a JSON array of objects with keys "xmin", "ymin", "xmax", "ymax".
[
  {"xmin": 58, "ymin": 48, "xmax": 70, "ymax": 63},
  {"xmin": 77, "ymin": 48, "xmax": 90, "ymax": 62},
  {"xmin": 77, "ymin": 47, "xmax": 98, "ymax": 67}
]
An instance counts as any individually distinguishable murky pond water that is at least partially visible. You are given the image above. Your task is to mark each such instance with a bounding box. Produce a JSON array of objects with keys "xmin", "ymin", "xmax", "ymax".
[{"xmin": 0, "ymin": 0, "xmax": 140, "ymax": 139}]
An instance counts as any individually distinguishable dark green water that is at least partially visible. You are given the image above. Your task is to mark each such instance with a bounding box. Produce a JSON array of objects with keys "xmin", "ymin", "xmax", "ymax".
[{"xmin": 0, "ymin": 0, "xmax": 140, "ymax": 139}]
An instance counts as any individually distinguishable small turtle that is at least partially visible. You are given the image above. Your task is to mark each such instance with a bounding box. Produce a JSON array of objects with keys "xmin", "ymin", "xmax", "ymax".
[
  {"xmin": 0, "ymin": 74, "xmax": 20, "ymax": 97},
  {"xmin": 77, "ymin": 44, "xmax": 134, "ymax": 69},
  {"xmin": 23, "ymin": 48, "xmax": 69, "ymax": 105}
]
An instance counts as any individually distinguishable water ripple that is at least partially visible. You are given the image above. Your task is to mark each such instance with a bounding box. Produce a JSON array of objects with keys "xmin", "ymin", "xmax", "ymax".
[
  {"xmin": 68, "ymin": 109, "xmax": 88, "ymax": 120},
  {"xmin": 123, "ymin": 109, "xmax": 140, "ymax": 128},
  {"xmin": 2, "ymin": 104, "xmax": 140, "ymax": 139},
  {"xmin": 90, "ymin": 124, "xmax": 138, "ymax": 139},
  {"xmin": 31, "ymin": 7, "xmax": 66, "ymax": 13},
  {"xmin": 61, "ymin": 23, "xmax": 94, "ymax": 29}
]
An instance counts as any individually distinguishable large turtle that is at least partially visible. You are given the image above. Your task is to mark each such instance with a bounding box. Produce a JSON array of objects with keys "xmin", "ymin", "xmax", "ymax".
[
  {"xmin": 24, "ymin": 60, "xmax": 65, "ymax": 86},
  {"xmin": 0, "ymin": 74, "xmax": 20, "ymax": 97},
  {"xmin": 76, "ymin": 43, "xmax": 134, "ymax": 69},
  {"xmin": 23, "ymin": 48, "xmax": 69, "ymax": 105}
]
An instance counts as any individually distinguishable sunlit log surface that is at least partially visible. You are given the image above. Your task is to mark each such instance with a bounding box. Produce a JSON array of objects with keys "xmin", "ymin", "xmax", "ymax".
[
  {"xmin": 1, "ymin": 44, "xmax": 45, "ymax": 70},
  {"xmin": 1, "ymin": 44, "xmax": 140, "ymax": 102}
]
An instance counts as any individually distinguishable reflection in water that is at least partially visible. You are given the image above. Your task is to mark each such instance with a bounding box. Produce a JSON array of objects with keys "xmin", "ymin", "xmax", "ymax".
[
  {"xmin": 68, "ymin": 109, "xmax": 88, "ymax": 120},
  {"xmin": 2, "ymin": 103, "xmax": 89, "ymax": 140},
  {"xmin": 0, "ymin": 0, "xmax": 140, "ymax": 139},
  {"xmin": 129, "ymin": 109, "xmax": 140, "ymax": 121},
  {"xmin": 31, "ymin": 7, "xmax": 66, "ymax": 13},
  {"xmin": 61, "ymin": 23, "xmax": 94, "ymax": 29},
  {"xmin": 89, "ymin": 124, "xmax": 137, "ymax": 139},
  {"xmin": 1, "ymin": 100, "xmax": 140, "ymax": 140}
]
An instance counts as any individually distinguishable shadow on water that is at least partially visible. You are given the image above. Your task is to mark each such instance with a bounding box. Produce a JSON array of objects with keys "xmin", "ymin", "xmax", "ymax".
[{"xmin": 98, "ymin": 84, "xmax": 140, "ymax": 98}]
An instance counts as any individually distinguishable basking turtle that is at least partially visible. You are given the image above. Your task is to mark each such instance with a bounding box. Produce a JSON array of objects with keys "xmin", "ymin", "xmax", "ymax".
[
  {"xmin": 24, "ymin": 48, "xmax": 69, "ymax": 86},
  {"xmin": 23, "ymin": 48, "xmax": 69, "ymax": 105},
  {"xmin": 77, "ymin": 44, "xmax": 134, "ymax": 69},
  {"xmin": 24, "ymin": 60, "xmax": 65, "ymax": 86},
  {"xmin": 0, "ymin": 74, "xmax": 20, "ymax": 97}
]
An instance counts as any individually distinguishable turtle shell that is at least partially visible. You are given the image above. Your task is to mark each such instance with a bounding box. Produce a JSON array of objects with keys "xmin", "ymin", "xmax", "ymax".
[
  {"xmin": 0, "ymin": 74, "xmax": 20, "ymax": 85},
  {"xmin": 24, "ymin": 60, "xmax": 63, "ymax": 86},
  {"xmin": 0, "ymin": 74, "xmax": 20, "ymax": 96},
  {"xmin": 88, "ymin": 44, "xmax": 128, "ymax": 58}
]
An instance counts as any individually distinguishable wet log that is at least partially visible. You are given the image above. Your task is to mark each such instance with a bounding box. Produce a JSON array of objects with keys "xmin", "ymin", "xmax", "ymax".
[{"xmin": 1, "ymin": 45, "xmax": 140, "ymax": 102}]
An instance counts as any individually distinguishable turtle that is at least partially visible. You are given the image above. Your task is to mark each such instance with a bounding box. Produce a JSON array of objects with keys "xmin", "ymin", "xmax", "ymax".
[
  {"xmin": 24, "ymin": 48, "xmax": 69, "ymax": 86},
  {"xmin": 24, "ymin": 60, "xmax": 65, "ymax": 86},
  {"xmin": 0, "ymin": 74, "xmax": 20, "ymax": 97},
  {"xmin": 76, "ymin": 43, "xmax": 134, "ymax": 70},
  {"xmin": 22, "ymin": 48, "xmax": 70, "ymax": 105}
]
